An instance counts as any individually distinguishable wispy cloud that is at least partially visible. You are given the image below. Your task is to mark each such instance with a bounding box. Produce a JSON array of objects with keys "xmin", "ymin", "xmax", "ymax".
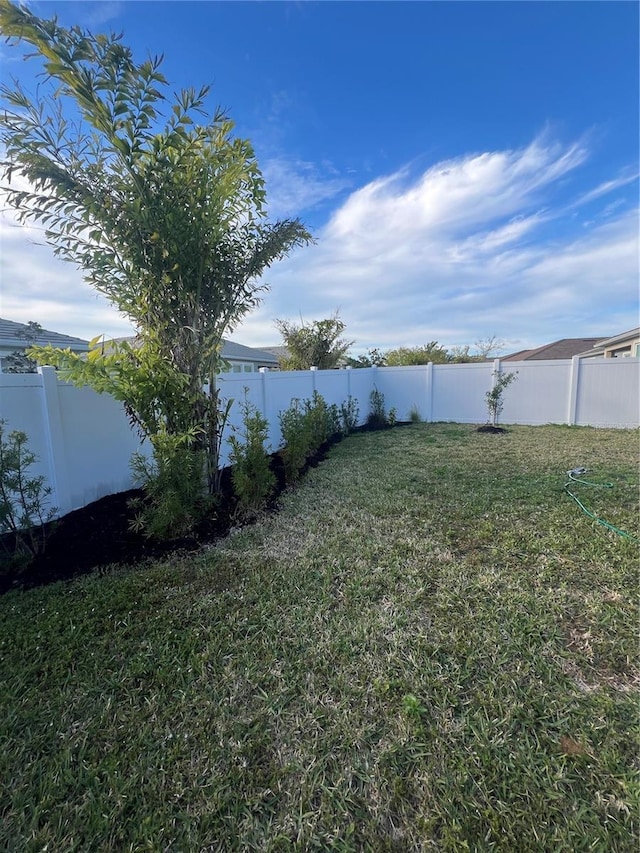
[
  {"xmin": 570, "ymin": 169, "xmax": 639, "ymax": 208},
  {"xmin": 239, "ymin": 136, "xmax": 638, "ymax": 351},
  {"xmin": 261, "ymin": 158, "xmax": 351, "ymax": 219},
  {"xmin": 31, "ymin": 1, "xmax": 124, "ymax": 28},
  {"xmin": 2, "ymin": 135, "xmax": 637, "ymax": 352}
]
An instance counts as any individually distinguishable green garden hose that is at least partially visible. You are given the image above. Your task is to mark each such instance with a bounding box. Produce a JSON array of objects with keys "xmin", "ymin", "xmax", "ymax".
[{"xmin": 563, "ymin": 468, "xmax": 638, "ymax": 541}]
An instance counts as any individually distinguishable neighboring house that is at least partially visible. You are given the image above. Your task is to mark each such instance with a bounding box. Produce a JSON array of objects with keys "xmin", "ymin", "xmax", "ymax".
[
  {"xmin": 0, "ymin": 318, "xmax": 88, "ymax": 372},
  {"xmin": 577, "ymin": 327, "xmax": 640, "ymax": 359},
  {"xmin": 259, "ymin": 345, "xmax": 290, "ymax": 366},
  {"xmin": 219, "ymin": 339, "xmax": 279, "ymax": 373},
  {"xmin": 0, "ymin": 320, "xmax": 279, "ymax": 374},
  {"xmin": 502, "ymin": 337, "xmax": 608, "ymax": 362},
  {"xmin": 102, "ymin": 335, "xmax": 279, "ymax": 373}
]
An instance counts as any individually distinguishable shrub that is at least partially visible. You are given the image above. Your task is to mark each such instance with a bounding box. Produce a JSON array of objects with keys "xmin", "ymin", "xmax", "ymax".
[
  {"xmin": 228, "ymin": 392, "xmax": 276, "ymax": 517},
  {"xmin": 279, "ymin": 392, "xmax": 341, "ymax": 483},
  {"xmin": 409, "ymin": 404, "xmax": 422, "ymax": 423},
  {"xmin": 304, "ymin": 391, "xmax": 340, "ymax": 454},
  {"xmin": 340, "ymin": 396, "xmax": 360, "ymax": 434},
  {"xmin": 279, "ymin": 399, "xmax": 308, "ymax": 483},
  {"xmin": 327, "ymin": 403, "xmax": 342, "ymax": 439},
  {"xmin": 485, "ymin": 370, "xmax": 518, "ymax": 427},
  {"xmin": 129, "ymin": 430, "xmax": 210, "ymax": 539},
  {"xmin": 366, "ymin": 388, "xmax": 389, "ymax": 430},
  {"xmin": 0, "ymin": 419, "xmax": 57, "ymax": 567}
]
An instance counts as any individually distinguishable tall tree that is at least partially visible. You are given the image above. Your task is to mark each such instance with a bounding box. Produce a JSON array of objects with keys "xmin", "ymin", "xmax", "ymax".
[
  {"xmin": 275, "ymin": 313, "xmax": 353, "ymax": 370},
  {"xmin": 0, "ymin": 1, "xmax": 311, "ymax": 501},
  {"xmin": 474, "ymin": 336, "xmax": 505, "ymax": 359},
  {"xmin": 449, "ymin": 336, "xmax": 505, "ymax": 363}
]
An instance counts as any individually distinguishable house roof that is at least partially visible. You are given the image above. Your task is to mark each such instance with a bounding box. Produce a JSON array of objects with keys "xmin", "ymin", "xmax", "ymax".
[
  {"xmin": 502, "ymin": 337, "xmax": 608, "ymax": 362},
  {"xmin": 99, "ymin": 334, "xmax": 279, "ymax": 365},
  {"xmin": 220, "ymin": 339, "xmax": 279, "ymax": 364},
  {"xmin": 258, "ymin": 345, "xmax": 290, "ymax": 362},
  {"xmin": 0, "ymin": 318, "xmax": 89, "ymax": 351},
  {"xmin": 577, "ymin": 326, "xmax": 640, "ymax": 357}
]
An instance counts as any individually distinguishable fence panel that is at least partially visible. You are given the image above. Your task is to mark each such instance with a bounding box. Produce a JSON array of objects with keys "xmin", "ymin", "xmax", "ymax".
[
  {"xmin": 56, "ymin": 381, "xmax": 151, "ymax": 512},
  {"xmin": 500, "ymin": 360, "xmax": 571, "ymax": 425},
  {"xmin": 431, "ymin": 363, "xmax": 494, "ymax": 423},
  {"xmin": 345, "ymin": 367, "xmax": 375, "ymax": 425},
  {"xmin": 0, "ymin": 372, "xmax": 54, "ymax": 497},
  {"xmin": 576, "ymin": 358, "xmax": 640, "ymax": 428},
  {"xmin": 260, "ymin": 369, "xmax": 315, "ymax": 451},
  {"xmin": 374, "ymin": 366, "xmax": 431, "ymax": 422},
  {"xmin": 314, "ymin": 369, "xmax": 350, "ymax": 410}
]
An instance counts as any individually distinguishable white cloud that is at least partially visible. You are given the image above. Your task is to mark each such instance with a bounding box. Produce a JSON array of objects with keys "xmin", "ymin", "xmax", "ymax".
[
  {"xmin": 2, "ymin": 135, "xmax": 638, "ymax": 353},
  {"xmin": 571, "ymin": 170, "xmax": 639, "ymax": 208},
  {"xmin": 261, "ymin": 158, "xmax": 350, "ymax": 219},
  {"xmin": 0, "ymin": 205, "xmax": 134, "ymax": 340},
  {"xmin": 239, "ymin": 137, "xmax": 638, "ymax": 351}
]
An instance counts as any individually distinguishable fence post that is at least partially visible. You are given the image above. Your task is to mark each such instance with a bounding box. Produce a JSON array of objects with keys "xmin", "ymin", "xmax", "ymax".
[
  {"xmin": 258, "ymin": 367, "xmax": 268, "ymax": 421},
  {"xmin": 38, "ymin": 366, "xmax": 72, "ymax": 516},
  {"xmin": 425, "ymin": 362, "xmax": 434, "ymax": 422},
  {"xmin": 310, "ymin": 366, "xmax": 317, "ymax": 394},
  {"xmin": 567, "ymin": 356, "xmax": 581, "ymax": 426}
]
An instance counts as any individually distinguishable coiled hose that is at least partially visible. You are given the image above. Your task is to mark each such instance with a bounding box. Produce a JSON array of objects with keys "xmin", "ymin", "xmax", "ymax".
[{"xmin": 563, "ymin": 468, "xmax": 638, "ymax": 541}]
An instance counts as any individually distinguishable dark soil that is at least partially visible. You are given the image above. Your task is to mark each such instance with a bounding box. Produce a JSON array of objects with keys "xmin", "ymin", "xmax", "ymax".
[
  {"xmin": 0, "ymin": 443, "xmax": 328, "ymax": 596},
  {"xmin": 476, "ymin": 425, "xmax": 508, "ymax": 434},
  {"xmin": 0, "ymin": 423, "xmax": 420, "ymax": 595}
]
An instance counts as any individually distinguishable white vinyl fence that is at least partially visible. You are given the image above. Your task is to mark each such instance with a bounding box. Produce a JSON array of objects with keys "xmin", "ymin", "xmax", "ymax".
[{"xmin": 0, "ymin": 357, "xmax": 638, "ymax": 518}]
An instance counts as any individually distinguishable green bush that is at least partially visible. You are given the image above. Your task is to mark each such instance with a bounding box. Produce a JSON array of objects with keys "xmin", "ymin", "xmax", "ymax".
[
  {"xmin": 327, "ymin": 402, "xmax": 342, "ymax": 439},
  {"xmin": 304, "ymin": 391, "xmax": 340, "ymax": 454},
  {"xmin": 409, "ymin": 404, "xmax": 422, "ymax": 423},
  {"xmin": 129, "ymin": 430, "xmax": 210, "ymax": 539},
  {"xmin": 279, "ymin": 392, "xmax": 341, "ymax": 483},
  {"xmin": 0, "ymin": 419, "xmax": 57, "ymax": 567},
  {"xmin": 279, "ymin": 398, "xmax": 308, "ymax": 483},
  {"xmin": 340, "ymin": 395, "xmax": 360, "ymax": 434},
  {"xmin": 228, "ymin": 392, "xmax": 276, "ymax": 517},
  {"xmin": 366, "ymin": 387, "xmax": 390, "ymax": 430}
]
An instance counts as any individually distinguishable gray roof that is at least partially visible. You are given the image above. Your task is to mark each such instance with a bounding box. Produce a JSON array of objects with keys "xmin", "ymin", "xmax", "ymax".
[
  {"xmin": 99, "ymin": 334, "xmax": 279, "ymax": 365},
  {"xmin": 0, "ymin": 318, "xmax": 88, "ymax": 351},
  {"xmin": 221, "ymin": 339, "xmax": 279, "ymax": 364},
  {"xmin": 259, "ymin": 345, "xmax": 290, "ymax": 361},
  {"xmin": 502, "ymin": 337, "xmax": 608, "ymax": 362}
]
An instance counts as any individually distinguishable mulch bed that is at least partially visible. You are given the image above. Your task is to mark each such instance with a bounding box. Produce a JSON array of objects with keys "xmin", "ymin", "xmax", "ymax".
[
  {"xmin": 0, "ymin": 422, "xmax": 442, "ymax": 594},
  {"xmin": 0, "ymin": 448, "xmax": 298, "ymax": 595}
]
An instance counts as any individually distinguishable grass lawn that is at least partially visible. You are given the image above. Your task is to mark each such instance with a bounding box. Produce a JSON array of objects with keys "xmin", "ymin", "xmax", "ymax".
[{"xmin": 1, "ymin": 423, "xmax": 638, "ymax": 852}]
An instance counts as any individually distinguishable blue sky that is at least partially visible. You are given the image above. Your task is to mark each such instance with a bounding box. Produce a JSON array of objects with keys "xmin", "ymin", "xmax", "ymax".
[{"xmin": 1, "ymin": 0, "xmax": 638, "ymax": 354}]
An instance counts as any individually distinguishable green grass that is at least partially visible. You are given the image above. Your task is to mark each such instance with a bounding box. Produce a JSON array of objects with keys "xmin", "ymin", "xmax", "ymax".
[{"xmin": 1, "ymin": 424, "xmax": 638, "ymax": 852}]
